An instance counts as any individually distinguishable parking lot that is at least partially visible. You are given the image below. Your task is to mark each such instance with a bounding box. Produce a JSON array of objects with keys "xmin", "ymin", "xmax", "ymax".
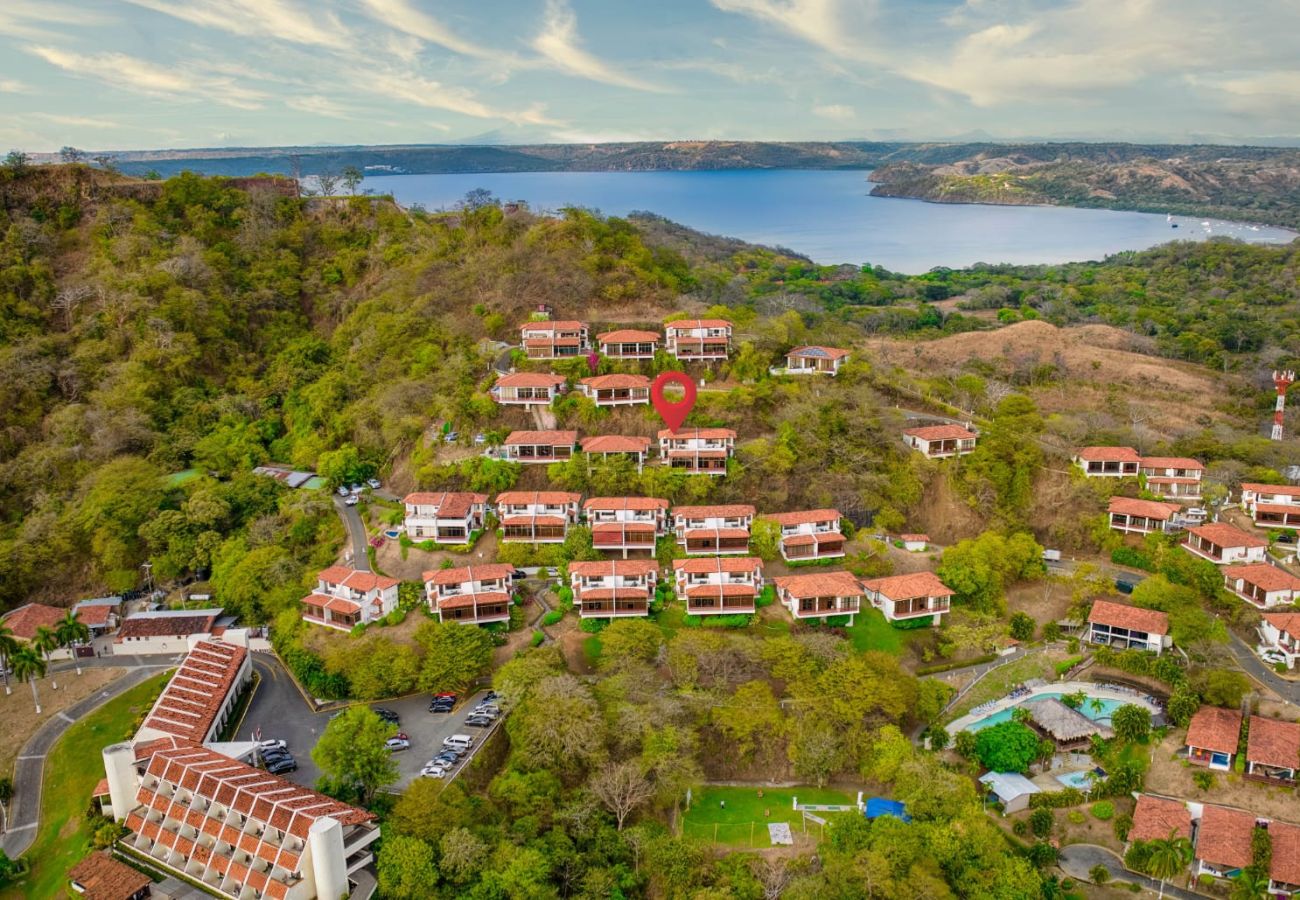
[{"xmin": 235, "ymin": 655, "xmax": 500, "ymax": 790}]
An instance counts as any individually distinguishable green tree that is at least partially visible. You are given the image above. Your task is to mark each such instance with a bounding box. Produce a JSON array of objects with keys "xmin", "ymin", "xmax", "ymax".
[
  {"xmin": 1008, "ymin": 611, "xmax": 1036, "ymax": 641},
  {"xmin": 1166, "ymin": 685, "xmax": 1201, "ymax": 727},
  {"xmin": 505, "ymin": 674, "xmax": 605, "ymax": 774},
  {"xmin": 973, "ymin": 720, "xmax": 1039, "ymax": 773},
  {"xmin": 1112, "ymin": 704, "xmax": 1151, "ymax": 743},
  {"xmin": 960, "ymin": 394, "xmax": 1043, "ymax": 525},
  {"xmin": 55, "ymin": 610, "xmax": 90, "ymax": 676},
  {"xmin": 1230, "ymin": 870, "xmax": 1271, "ymax": 900},
  {"xmin": 1029, "ymin": 808, "xmax": 1054, "ymax": 838},
  {"xmin": 376, "ymin": 834, "xmax": 438, "ymax": 899},
  {"xmin": 341, "ymin": 165, "xmax": 364, "ymax": 195},
  {"xmin": 1191, "ymin": 669, "xmax": 1251, "ymax": 707},
  {"xmin": 598, "ymin": 618, "xmax": 664, "ymax": 669},
  {"xmin": 317, "ymin": 444, "xmax": 372, "ymax": 488},
  {"xmin": 937, "ymin": 530, "xmax": 1044, "ymax": 614},
  {"xmin": 413, "ymin": 621, "xmax": 494, "ymax": 694},
  {"xmin": 0, "ymin": 623, "xmax": 17, "ymax": 696},
  {"xmin": 749, "ymin": 518, "xmax": 783, "ymax": 562},
  {"xmin": 75, "ymin": 456, "xmax": 165, "ymax": 586},
  {"xmin": 311, "ymin": 707, "xmax": 397, "ymax": 803},
  {"xmin": 10, "ymin": 645, "xmax": 46, "ymax": 714},
  {"xmin": 1143, "ymin": 830, "xmax": 1194, "ymax": 899},
  {"xmin": 31, "ymin": 626, "xmax": 59, "ymax": 691},
  {"xmin": 712, "ymin": 680, "xmax": 785, "ymax": 760}
]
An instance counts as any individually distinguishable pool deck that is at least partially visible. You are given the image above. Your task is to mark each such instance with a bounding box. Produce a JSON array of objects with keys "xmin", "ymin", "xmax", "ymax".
[{"xmin": 946, "ymin": 681, "xmax": 1162, "ymax": 735}]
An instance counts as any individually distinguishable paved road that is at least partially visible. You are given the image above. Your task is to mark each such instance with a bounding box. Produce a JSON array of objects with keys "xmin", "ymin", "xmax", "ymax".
[
  {"xmin": 1228, "ymin": 632, "xmax": 1300, "ymax": 704},
  {"xmin": 1, "ymin": 665, "xmax": 171, "ymax": 858},
  {"xmin": 1059, "ymin": 844, "xmax": 1203, "ymax": 899},
  {"xmin": 333, "ymin": 495, "xmax": 371, "ymax": 572}
]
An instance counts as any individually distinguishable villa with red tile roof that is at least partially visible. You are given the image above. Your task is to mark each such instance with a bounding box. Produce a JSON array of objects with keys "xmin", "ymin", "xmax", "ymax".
[
  {"xmin": 1261, "ymin": 612, "xmax": 1300, "ymax": 670},
  {"xmin": 577, "ymin": 373, "xmax": 651, "ymax": 407},
  {"xmin": 658, "ymin": 427, "xmax": 735, "ymax": 476},
  {"xmin": 1184, "ymin": 706, "xmax": 1243, "ymax": 770},
  {"xmin": 1241, "ymin": 482, "xmax": 1300, "ymax": 530},
  {"xmin": 861, "ymin": 572, "xmax": 953, "ymax": 626},
  {"xmin": 1127, "ymin": 794, "xmax": 1192, "ymax": 844},
  {"xmin": 569, "ymin": 559, "xmax": 658, "ymax": 619},
  {"xmin": 1183, "ymin": 522, "xmax": 1269, "ymax": 565},
  {"xmin": 1074, "ymin": 446, "xmax": 1141, "ymax": 478},
  {"xmin": 1108, "ymin": 496, "xmax": 1183, "ymax": 535},
  {"xmin": 520, "ymin": 320, "xmax": 589, "ymax": 359},
  {"xmin": 782, "ymin": 346, "xmax": 850, "ymax": 375},
  {"xmin": 762, "ymin": 509, "xmax": 845, "ymax": 562},
  {"xmin": 491, "ymin": 372, "xmax": 567, "ymax": 406},
  {"xmin": 0, "ymin": 602, "xmax": 67, "ymax": 642},
  {"xmin": 134, "ymin": 638, "xmax": 252, "ymax": 747},
  {"xmin": 1139, "ymin": 456, "xmax": 1205, "ymax": 501},
  {"xmin": 1224, "ymin": 563, "xmax": 1300, "ymax": 609},
  {"xmin": 584, "ymin": 496, "xmax": 668, "ymax": 557},
  {"xmin": 1245, "ymin": 715, "xmax": 1299, "ymax": 785},
  {"xmin": 300, "ymin": 567, "xmax": 399, "ymax": 632},
  {"xmin": 1085, "ymin": 599, "xmax": 1169, "ymax": 654},
  {"xmin": 581, "ymin": 434, "xmax": 652, "ymax": 471},
  {"xmin": 902, "ymin": 424, "xmax": 977, "ymax": 459},
  {"xmin": 500, "ymin": 429, "xmax": 578, "ymax": 464},
  {"xmin": 68, "ymin": 850, "xmax": 153, "ymax": 900},
  {"xmin": 73, "ymin": 597, "xmax": 123, "ymax": 636},
  {"xmin": 496, "ymin": 491, "xmax": 581, "ymax": 543},
  {"xmin": 423, "ymin": 564, "xmax": 515, "ymax": 625},
  {"xmin": 773, "ymin": 571, "xmax": 862, "ymax": 624},
  {"xmin": 117, "ymin": 609, "xmax": 224, "ymax": 654},
  {"xmin": 1194, "ymin": 804, "xmax": 1257, "ymax": 881},
  {"xmin": 597, "ymin": 328, "xmax": 658, "ymax": 359},
  {"xmin": 402, "ymin": 491, "xmax": 488, "ymax": 543},
  {"xmin": 1268, "ymin": 820, "xmax": 1300, "ymax": 896},
  {"xmin": 672, "ymin": 557, "xmax": 764, "ymax": 616},
  {"xmin": 672, "ymin": 504, "xmax": 755, "ymax": 555},
  {"xmin": 664, "ymin": 319, "xmax": 731, "ymax": 360}
]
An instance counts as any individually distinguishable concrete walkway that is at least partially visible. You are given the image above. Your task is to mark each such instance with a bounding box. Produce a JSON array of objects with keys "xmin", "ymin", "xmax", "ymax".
[
  {"xmin": 1059, "ymin": 844, "xmax": 1204, "ymax": 899},
  {"xmin": 334, "ymin": 495, "xmax": 372, "ymax": 572},
  {"xmin": 1, "ymin": 665, "xmax": 171, "ymax": 858}
]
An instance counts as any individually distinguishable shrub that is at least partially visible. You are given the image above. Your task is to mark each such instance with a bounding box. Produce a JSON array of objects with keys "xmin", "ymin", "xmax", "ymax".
[
  {"xmin": 1067, "ymin": 810, "xmax": 1086, "ymax": 825},
  {"xmin": 975, "ymin": 721, "xmax": 1040, "ymax": 773},
  {"xmin": 1028, "ymin": 788, "xmax": 1084, "ymax": 809},
  {"xmin": 1090, "ymin": 801, "xmax": 1114, "ymax": 821},
  {"xmin": 1042, "ymin": 621, "xmax": 1062, "ymax": 642},
  {"xmin": 1054, "ymin": 655, "xmax": 1084, "ymax": 677},
  {"xmin": 1124, "ymin": 841, "xmax": 1152, "ymax": 873},
  {"xmin": 541, "ymin": 610, "xmax": 564, "ymax": 626},
  {"xmin": 755, "ymin": 585, "xmax": 776, "ymax": 607},
  {"xmin": 892, "ymin": 615, "xmax": 934, "ymax": 631},
  {"xmin": 1009, "ymin": 612, "xmax": 1035, "ymax": 641},
  {"xmin": 1089, "ymin": 864, "xmax": 1110, "ymax": 884},
  {"xmin": 530, "ymin": 630, "xmax": 545, "ymax": 647},
  {"xmin": 579, "ymin": 617, "xmax": 606, "ymax": 634},
  {"xmin": 1026, "ymin": 842, "xmax": 1058, "ymax": 868},
  {"xmin": 556, "ymin": 586, "xmax": 574, "ymax": 609},
  {"xmin": 1012, "ymin": 819, "xmax": 1029, "ymax": 837},
  {"xmin": 1113, "ymin": 812, "xmax": 1133, "ymax": 842},
  {"xmin": 1192, "ymin": 770, "xmax": 1216, "ymax": 792},
  {"xmin": 1111, "ymin": 546, "xmax": 1155, "ymax": 571},
  {"xmin": 1029, "ymin": 808, "xmax": 1054, "ymax": 838},
  {"xmin": 825, "ymin": 614, "xmax": 852, "ymax": 627}
]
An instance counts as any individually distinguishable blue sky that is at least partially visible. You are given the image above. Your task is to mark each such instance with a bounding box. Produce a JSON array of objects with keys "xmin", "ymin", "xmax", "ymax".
[{"xmin": 2, "ymin": 0, "xmax": 1298, "ymax": 152}]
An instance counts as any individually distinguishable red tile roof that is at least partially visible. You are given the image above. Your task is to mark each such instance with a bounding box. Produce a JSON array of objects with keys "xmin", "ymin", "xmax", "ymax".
[
  {"xmin": 438, "ymin": 591, "xmax": 510, "ymax": 610},
  {"xmin": 501, "ymin": 515, "xmax": 567, "ymax": 527},
  {"xmin": 581, "ymin": 435, "xmax": 651, "ymax": 453},
  {"xmin": 1188, "ymin": 523, "xmax": 1268, "ymax": 549},
  {"xmin": 1246, "ymin": 716, "xmax": 1300, "ymax": 769},
  {"xmin": 674, "ymin": 556, "xmax": 763, "ymax": 574},
  {"xmin": 773, "ymin": 571, "xmax": 863, "ymax": 599},
  {"xmin": 425, "ymin": 563, "xmax": 516, "ymax": 585},
  {"xmin": 317, "ymin": 566, "xmax": 399, "ymax": 592},
  {"xmin": 862, "ymin": 571, "xmax": 953, "ymax": 601},
  {"xmin": 496, "ymin": 490, "xmax": 581, "ymax": 505},
  {"xmin": 763, "ymin": 508, "xmax": 841, "ymax": 526},
  {"xmin": 521, "ymin": 320, "xmax": 585, "ymax": 332},
  {"xmin": 598, "ymin": 329, "xmax": 659, "ymax": 342},
  {"xmin": 1185, "ymin": 706, "xmax": 1242, "ymax": 754},
  {"xmin": 1270, "ymin": 821, "xmax": 1300, "ymax": 888},
  {"xmin": 1255, "ymin": 502, "xmax": 1300, "ymax": 515},
  {"xmin": 503, "ymin": 430, "xmax": 578, "ymax": 446},
  {"xmin": 403, "ymin": 491, "xmax": 487, "ymax": 515},
  {"xmin": 1076, "ymin": 446, "xmax": 1141, "ymax": 462},
  {"xmin": 1108, "ymin": 496, "xmax": 1181, "ymax": 520},
  {"xmin": 139, "ymin": 640, "xmax": 248, "ymax": 744},
  {"xmin": 686, "ymin": 583, "xmax": 757, "ymax": 599},
  {"xmin": 666, "ymin": 318, "xmax": 731, "ymax": 330},
  {"xmin": 1, "ymin": 602, "xmax": 67, "ymax": 640},
  {"xmin": 1129, "ymin": 794, "xmax": 1192, "ymax": 842},
  {"xmin": 1195, "ymin": 805, "xmax": 1255, "ymax": 870},
  {"xmin": 904, "ymin": 424, "xmax": 977, "ymax": 441},
  {"xmin": 118, "ymin": 611, "xmax": 219, "ymax": 640},
  {"xmin": 93, "ymin": 777, "xmax": 110, "ymax": 797},
  {"xmin": 782, "ymin": 531, "xmax": 844, "ymax": 546},
  {"xmin": 580, "ymin": 373, "xmax": 651, "ymax": 389},
  {"xmin": 900, "ymin": 533, "xmax": 929, "ymax": 542},
  {"xmin": 673, "ymin": 504, "xmax": 755, "ymax": 518},
  {"xmin": 584, "ymin": 496, "xmax": 668, "ymax": 512},
  {"xmin": 74, "ymin": 605, "xmax": 115, "ymax": 628},
  {"xmin": 68, "ymin": 850, "xmax": 153, "ymax": 900},
  {"xmin": 569, "ymin": 559, "xmax": 659, "ymax": 577},
  {"xmin": 1226, "ymin": 563, "xmax": 1300, "ymax": 593},
  {"xmin": 1086, "ymin": 598, "xmax": 1169, "ymax": 636},
  {"xmin": 787, "ymin": 345, "xmax": 850, "ymax": 360},
  {"xmin": 658, "ymin": 427, "xmax": 736, "ymax": 440},
  {"xmin": 494, "ymin": 372, "xmax": 566, "ymax": 388},
  {"xmin": 1263, "ymin": 612, "xmax": 1300, "ymax": 637},
  {"xmin": 1140, "ymin": 456, "xmax": 1205, "ymax": 470},
  {"xmin": 1243, "ymin": 482, "xmax": 1300, "ymax": 498}
]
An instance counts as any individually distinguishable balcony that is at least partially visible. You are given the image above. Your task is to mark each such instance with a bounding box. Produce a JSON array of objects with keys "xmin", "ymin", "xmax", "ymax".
[
  {"xmin": 688, "ymin": 598, "xmax": 756, "ymax": 614},
  {"xmin": 579, "ymin": 600, "xmax": 650, "ymax": 617}
]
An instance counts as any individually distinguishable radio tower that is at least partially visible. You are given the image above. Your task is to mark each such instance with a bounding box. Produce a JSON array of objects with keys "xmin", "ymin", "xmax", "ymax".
[{"xmin": 1273, "ymin": 370, "xmax": 1295, "ymax": 440}]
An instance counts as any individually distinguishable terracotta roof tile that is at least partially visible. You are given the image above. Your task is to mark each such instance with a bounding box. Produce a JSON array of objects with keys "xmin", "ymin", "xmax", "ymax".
[
  {"xmin": 1129, "ymin": 794, "xmax": 1192, "ymax": 842},
  {"xmin": 773, "ymin": 571, "xmax": 863, "ymax": 599},
  {"xmin": 580, "ymin": 373, "xmax": 651, "ymax": 389},
  {"xmin": 117, "ymin": 611, "xmax": 219, "ymax": 640},
  {"xmin": 581, "ymin": 435, "xmax": 652, "ymax": 453},
  {"xmin": 570, "ymin": 559, "xmax": 659, "ymax": 577},
  {"xmin": 1086, "ymin": 598, "xmax": 1169, "ymax": 636},
  {"xmin": 68, "ymin": 850, "xmax": 153, "ymax": 900},
  {"xmin": 438, "ymin": 591, "xmax": 510, "ymax": 610},
  {"xmin": 1188, "ymin": 523, "xmax": 1268, "ymax": 549},
  {"xmin": 598, "ymin": 329, "xmax": 659, "ymax": 342},
  {"xmin": 584, "ymin": 496, "xmax": 669, "ymax": 512},
  {"xmin": 403, "ymin": 491, "xmax": 487, "ymax": 515},
  {"xmin": 1243, "ymin": 483, "xmax": 1300, "ymax": 498},
  {"xmin": 683, "ymin": 527, "xmax": 750, "ymax": 540},
  {"xmin": 861, "ymin": 571, "xmax": 953, "ymax": 601},
  {"xmin": 501, "ymin": 515, "xmax": 568, "ymax": 527},
  {"xmin": 686, "ymin": 583, "xmax": 757, "ymax": 598},
  {"xmin": 666, "ymin": 319, "xmax": 731, "ymax": 330},
  {"xmin": 1076, "ymin": 446, "xmax": 1141, "ymax": 462},
  {"xmin": 1246, "ymin": 716, "xmax": 1300, "ymax": 769},
  {"xmin": 658, "ymin": 428, "xmax": 736, "ymax": 440},
  {"xmin": 521, "ymin": 320, "xmax": 585, "ymax": 332},
  {"xmin": 904, "ymin": 424, "xmax": 978, "ymax": 441},
  {"xmin": 425, "ymin": 563, "xmax": 516, "ymax": 585},
  {"xmin": 1, "ymin": 602, "xmax": 69, "ymax": 639},
  {"xmin": 1108, "ymin": 496, "xmax": 1181, "ymax": 519},
  {"xmin": 1225, "ymin": 564, "xmax": 1300, "ymax": 593},
  {"xmin": 1140, "ymin": 456, "xmax": 1205, "ymax": 470},
  {"xmin": 763, "ymin": 508, "xmax": 841, "ymax": 526},
  {"xmin": 1185, "ymin": 706, "xmax": 1243, "ymax": 755},
  {"xmin": 673, "ymin": 556, "xmax": 763, "ymax": 574},
  {"xmin": 496, "ymin": 490, "xmax": 581, "ymax": 505},
  {"xmin": 139, "ymin": 639, "xmax": 247, "ymax": 744},
  {"xmin": 495, "ymin": 372, "xmax": 566, "ymax": 389},
  {"xmin": 1270, "ymin": 820, "xmax": 1300, "ymax": 888},
  {"xmin": 317, "ymin": 567, "xmax": 399, "ymax": 592},
  {"xmin": 787, "ymin": 345, "xmax": 850, "ymax": 360},
  {"xmin": 1195, "ymin": 805, "xmax": 1255, "ymax": 870},
  {"xmin": 673, "ymin": 504, "xmax": 755, "ymax": 518},
  {"xmin": 1263, "ymin": 612, "xmax": 1300, "ymax": 637},
  {"xmin": 503, "ymin": 430, "xmax": 578, "ymax": 446}
]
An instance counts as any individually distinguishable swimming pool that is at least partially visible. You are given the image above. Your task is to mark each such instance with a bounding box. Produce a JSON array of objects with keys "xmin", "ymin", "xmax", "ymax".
[
  {"xmin": 1055, "ymin": 768, "xmax": 1107, "ymax": 790},
  {"xmin": 964, "ymin": 692, "xmax": 1126, "ymax": 732}
]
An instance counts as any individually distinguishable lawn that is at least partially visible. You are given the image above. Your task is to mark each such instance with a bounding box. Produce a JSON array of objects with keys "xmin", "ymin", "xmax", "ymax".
[
  {"xmin": 1, "ymin": 671, "xmax": 171, "ymax": 900},
  {"xmin": 844, "ymin": 608, "xmax": 904, "ymax": 654},
  {"xmin": 944, "ymin": 649, "xmax": 1066, "ymax": 721},
  {"xmin": 681, "ymin": 785, "xmax": 855, "ymax": 847}
]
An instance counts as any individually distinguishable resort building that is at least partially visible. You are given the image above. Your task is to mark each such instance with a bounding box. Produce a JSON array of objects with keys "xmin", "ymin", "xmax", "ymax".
[
  {"xmin": 1245, "ymin": 716, "xmax": 1299, "ymax": 784},
  {"xmin": 1108, "ymin": 496, "xmax": 1182, "ymax": 535},
  {"xmin": 520, "ymin": 320, "xmax": 589, "ymax": 359},
  {"xmin": 116, "ymin": 609, "xmax": 227, "ymax": 655},
  {"xmin": 781, "ymin": 346, "xmax": 850, "ymax": 375},
  {"xmin": 977, "ymin": 772, "xmax": 1040, "ymax": 815},
  {"xmin": 658, "ymin": 427, "xmax": 735, "ymax": 476},
  {"xmin": 423, "ymin": 564, "xmax": 515, "ymax": 625},
  {"xmin": 1139, "ymin": 456, "xmax": 1205, "ymax": 501},
  {"xmin": 597, "ymin": 329, "xmax": 659, "ymax": 359},
  {"xmin": 0, "ymin": 602, "xmax": 68, "ymax": 645},
  {"xmin": 1241, "ymin": 483, "xmax": 1300, "ymax": 530},
  {"xmin": 664, "ymin": 319, "xmax": 732, "ymax": 361},
  {"xmin": 1020, "ymin": 697, "xmax": 1113, "ymax": 750},
  {"xmin": 583, "ymin": 496, "xmax": 669, "ymax": 557},
  {"xmin": 1182, "ymin": 523, "xmax": 1269, "ymax": 565},
  {"xmin": 1184, "ymin": 706, "xmax": 1242, "ymax": 770},
  {"xmin": 1260, "ymin": 612, "xmax": 1300, "ymax": 670},
  {"xmin": 861, "ymin": 572, "xmax": 954, "ymax": 627},
  {"xmin": 900, "ymin": 534, "xmax": 929, "ymax": 552},
  {"xmin": 68, "ymin": 851, "xmax": 153, "ymax": 900},
  {"xmin": 1193, "ymin": 805, "xmax": 1256, "ymax": 882},
  {"xmin": 1085, "ymin": 599, "xmax": 1170, "ymax": 654},
  {"xmin": 133, "ymin": 638, "xmax": 252, "ymax": 747},
  {"xmin": 500, "ymin": 430, "xmax": 578, "ymax": 464},
  {"xmin": 1128, "ymin": 794, "xmax": 1193, "ymax": 845},
  {"xmin": 773, "ymin": 571, "xmax": 862, "ymax": 624},
  {"xmin": 902, "ymin": 424, "xmax": 978, "ymax": 459},
  {"xmin": 577, "ymin": 373, "xmax": 652, "ymax": 407},
  {"xmin": 580, "ymin": 435, "xmax": 652, "ymax": 472},
  {"xmin": 401, "ymin": 491, "xmax": 488, "ymax": 543},
  {"xmin": 490, "ymin": 372, "xmax": 566, "ymax": 407},
  {"xmin": 300, "ymin": 567, "xmax": 399, "ymax": 632},
  {"xmin": 1223, "ymin": 563, "xmax": 1300, "ymax": 609},
  {"xmin": 1267, "ymin": 822, "xmax": 1300, "ymax": 897},
  {"xmin": 1074, "ymin": 446, "xmax": 1141, "ymax": 478},
  {"xmin": 568, "ymin": 560, "xmax": 658, "ymax": 619},
  {"xmin": 73, "ymin": 597, "xmax": 123, "ymax": 636},
  {"xmin": 495, "ymin": 491, "xmax": 582, "ymax": 543},
  {"xmin": 672, "ymin": 556, "xmax": 764, "ymax": 617},
  {"xmin": 762, "ymin": 509, "xmax": 846, "ymax": 562},
  {"xmin": 671, "ymin": 504, "xmax": 755, "ymax": 555}
]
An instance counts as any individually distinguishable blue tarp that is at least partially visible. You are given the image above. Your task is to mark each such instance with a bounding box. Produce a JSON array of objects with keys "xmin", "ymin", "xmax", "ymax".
[{"xmin": 864, "ymin": 798, "xmax": 910, "ymax": 822}]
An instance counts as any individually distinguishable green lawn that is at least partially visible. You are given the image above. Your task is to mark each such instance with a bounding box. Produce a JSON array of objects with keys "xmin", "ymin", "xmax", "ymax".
[
  {"xmin": 944, "ymin": 650, "xmax": 1062, "ymax": 721},
  {"xmin": 681, "ymin": 785, "xmax": 855, "ymax": 847},
  {"xmin": 844, "ymin": 608, "xmax": 904, "ymax": 653},
  {"xmin": 1, "ymin": 671, "xmax": 171, "ymax": 900}
]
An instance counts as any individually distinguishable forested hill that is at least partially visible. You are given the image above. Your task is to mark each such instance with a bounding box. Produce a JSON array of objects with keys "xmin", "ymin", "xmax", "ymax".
[{"xmin": 1, "ymin": 161, "xmax": 1298, "ymax": 612}]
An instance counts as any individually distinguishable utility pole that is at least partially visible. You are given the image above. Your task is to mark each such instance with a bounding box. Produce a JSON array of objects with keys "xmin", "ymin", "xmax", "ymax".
[{"xmin": 141, "ymin": 561, "xmax": 154, "ymax": 596}]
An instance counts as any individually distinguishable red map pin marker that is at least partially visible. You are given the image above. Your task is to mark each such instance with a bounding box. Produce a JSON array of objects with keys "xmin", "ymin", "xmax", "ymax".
[{"xmin": 651, "ymin": 371, "xmax": 697, "ymax": 433}]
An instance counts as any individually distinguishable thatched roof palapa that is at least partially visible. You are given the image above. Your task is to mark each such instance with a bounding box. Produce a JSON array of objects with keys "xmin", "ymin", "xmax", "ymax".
[{"xmin": 1023, "ymin": 698, "xmax": 1115, "ymax": 743}]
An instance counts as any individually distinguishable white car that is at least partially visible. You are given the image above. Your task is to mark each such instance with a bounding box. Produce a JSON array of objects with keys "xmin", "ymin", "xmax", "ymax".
[
  {"xmin": 385, "ymin": 737, "xmax": 411, "ymax": 752},
  {"xmin": 442, "ymin": 734, "xmax": 472, "ymax": 751},
  {"xmin": 257, "ymin": 739, "xmax": 287, "ymax": 751},
  {"xmin": 1260, "ymin": 649, "xmax": 1288, "ymax": 665},
  {"xmin": 345, "ymin": 495, "xmax": 359, "ymax": 506},
  {"xmin": 366, "ymin": 478, "xmax": 381, "ymax": 489},
  {"xmin": 420, "ymin": 764, "xmax": 448, "ymax": 778},
  {"xmin": 336, "ymin": 486, "xmax": 350, "ymax": 497}
]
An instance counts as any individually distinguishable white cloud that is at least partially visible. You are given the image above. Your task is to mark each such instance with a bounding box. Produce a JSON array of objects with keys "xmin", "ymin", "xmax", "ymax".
[
  {"xmin": 812, "ymin": 103, "xmax": 854, "ymax": 120},
  {"xmin": 285, "ymin": 95, "xmax": 355, "ymax": 119},
  {"xmin": 27, "ymin": 45, "xmax": 267, "ymax": 109},
  {"xmin": 121, "ymin": 0, "xmax": 350, "ymax": 49},
  {"xmin": 532, "ymin": 0, "xmax": 668, "ymax": 93},
  {"xmin": 709, "ymin": 0, "xmax": 869, "ymax": 59},
  {"xmin": 0, "ymin": 79, "xmax": 31, "ymax": 93},
  {"xmin": 36, "ymin": 113, "xmax": 119, "ymax": 128},
  {"xmin": 357, "ymin": 0, "xmax": 498, "ymax": 61},
  {"xmin": 359, "ymin": 68, "xmax": 561, "ymax": 126},
  {"xmin": 0, "ymin": 1, "xmax": 110, "ymax": 40}
]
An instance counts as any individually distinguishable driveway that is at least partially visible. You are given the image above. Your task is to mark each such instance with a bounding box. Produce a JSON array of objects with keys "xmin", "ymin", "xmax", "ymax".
[
  {"xmin": 1228, "ymin": 633, "xmax": 1300, "ymax": 704},
  {"xmin": 333, "ymin": 495, "xmax": 371, "ymax": 572},
  {"xmin": 1058, "ymin": 844, "xmax": 1203, "ymax": 899}
]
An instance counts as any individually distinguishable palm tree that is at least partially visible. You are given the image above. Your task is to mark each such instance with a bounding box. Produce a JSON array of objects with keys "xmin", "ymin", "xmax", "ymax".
[
  {"xmin": 11, "ymin": 646, "xmax": 47, "ymax": 714},
  {"xmin": 31, "ymin": 626, "xmax": 59, "ymax": 690},
  {"xmin": 56, "ymin": 610, "xmax": 90, "ymax": 676},
  {"xmin": 1145, "ymin": 829, "xmax": 1194, "ymax": 899},
  {"xmin": 0, "ymin": 622, "xmax": 16, "ymax": 695},
  {"xmin": 1230, "ymin": 870, "xmax": 1271, "ymax": 900}
]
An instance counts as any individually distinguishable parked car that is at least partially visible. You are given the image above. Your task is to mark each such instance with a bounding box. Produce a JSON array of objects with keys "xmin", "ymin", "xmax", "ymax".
[
  {"xmin": 337, "ymin": 485, "xmax": 350, "ymax": 497},
  {"xmin": 443, "ymin": 734, "xmax": 472, "ymax": 750},
  {"xmin": 385, "ymin": 737, "xmax": 411, "ymax": 752},
  {"xmin": 429, "ymin": 700, "xmax": 455, "ymax": 713},
  {"xmin": 474, "ymin": 703, "xmax": 500, "ymax": 715},
  {"xmin": 443, "ymin": 431, "xmax": 459, "ymax": 443},
  {"xmin": 374, "ymin": 707, "xmax": 401, "ymax": 724},
  {"xmin": 435, "ymin": 692, "xmax": 458, "ymax": 701},
  {"xmin": 464, "ymin": 715, "xmax": 493, "ymax": 728},
  {"xmin": 420, "ymin": 764, "xmax": 448, "ymax": 778},
  {"xmin": 1260, "ymin": 649, "xmax": 1288, "ymax": 665},
  {"xmin": 345, "ymin": 495, "xmax": 359, "ymax": 506},
  {"xmin": 366, "ymin": 478, "xmax": 381, "ymax": 489},
  {"xmin": 266, "ymin": 758, "xmax": 298, "ymax": 775},
  {"xmin": 348, "ymin": 484, "xmax": 363, "ymax": 495},
  {"xmin": 482, "ymin": 691, "xmax": 499, "ymax": 702},
  {"xmin": 473, "ymin": 433, "xmax": 487, "ymax": 445},
  {"xmin": 434, "ymin": 750, "xmax": 461, "ymax": 763},
  {"xmin": 258, "ymin": 739, "xmax": 288, "ymax": 751}
]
